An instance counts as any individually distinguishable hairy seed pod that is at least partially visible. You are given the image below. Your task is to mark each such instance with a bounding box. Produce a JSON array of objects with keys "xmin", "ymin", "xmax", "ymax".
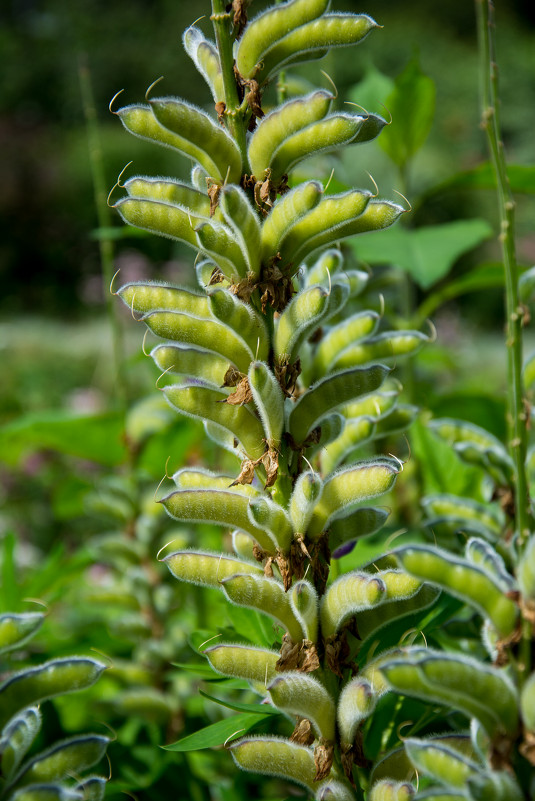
[
  {"xmin": 464, "ymin": 537, "xmax": 515, "ymax": 592},
  {"xmin": 229, "ymin": 736, "xmax": 318, "ymax": 791},
  {"xmin": 337, "ymin": 677, "xmax": 376, "ymax": 747},
  {"xmin": 290, "ymin": 580, "xmax": 319, "ymax": 642},
  {"xmin": 118, "ymin": 282, "xmax": 210, "ymax": 318},
  {"xmin": 304, "ymin": 248, "xmax": 344, "ymax": 287},
  {"xmin": 329, "ymin": 507, "xmax": 389, "ymax": 555},
  {"xmin": 195, "ymin": 219, "xmax": 250, "ymax": 280},
  {"xmin": 0, "ymin": 707, "xmax": 41, "ymax": 779},
  {"xmin": 220, "ymin": 574, "xmax": 303, "ymax": 642},
  {"xmin": 342, "ymin": 389, "xmax": 399, "ymax": 421},
  {"xmin": 313, "ymin": 311, "xmax": 380, "ymax": 377},
  {"xmin": 235, "ymin": 0, "xmax": 329, "ymax": 79},
  {"xmin": 210, "ymin": 292, "xmax": 268, "ymax": 362},
  {"xmin": 321, "ymin": 275, "xmax": 352, "ymax": 325},
  {"xmin": 261, "ymin": 181, "xmax": 323, "ymax": 266},
  {"xmin": 161, "ymin": 488, "xmax": 275, "ymax": 551},
  {"xmin": 274, "ymin": 285, "xmax": 329, "ymax": 362},
  {"xmin": 368, "ymin": 780, "xmax": 415, "ymax": 801},
  {"xmin": 15, "ymin": 734, "xmax": 109, "ymax": 787},
  {"xmin": 248, "ymin": 91, "xmax": 333, "ymax": 179},
  {"xmin": 219, "ymin": 185, "xmax": 262, "ymax": 277},
  {"xmin": 305, "ymin": 414, "xmax": 346, "ymax": 462},
  {"xmin": 518, "ymin": 533, "xmax": 535, "ymax": 600},
  {"xmin": 268, "ymin": 672, "xmax": 335, "ymax": 740},
  {"xmin": 247, "ymin": 496, "xmax": 293, "ymax": 552},
  {"xmin": 248, "ymin": 360, "xmax": 285, "ymax": 448},
  {"xmin": 182, "ymin": 26, "xmax": 224, "ymax": 103},
  {"xmin": 195, "ymin": 258, "xmax": 227, "ymax": 292},
  {"xmin": 422, "ymin": 494, "xmax": 503, "ymax": 542},
  {"xmin": 404, "ymin": 737, "xmax": 480, "ymax": 788},
  {"xmin": 172, "ymin": 467, "xmax": 259, "ymax": 496},
  {"xmin": 467, "ymin": 770, "xmax": 524, "ymax": 801},
  {"xmin": 332, "ymin": 330, "xmax": 429, "ymax": 371},
  {"xmin": 114, "ymin": 197, "xmax": 200, "ymax": 248},
  {"xmin": 151, "ymin": 344, "xmax": 228, "ymax": 386},
  {"xmin": 320, "ymin": 572, "xmax": 387, "ymax": 638},
  {"xmin": 232, "ymin": 531, "xmax": 256, "ymax": 561},
  {"xmin": 74, "ymin": 776, "xmax": 107, "ymax": 801},
  {"xmin": 429, "ymin": 417, "xmax": 514, "ymax": 485},
  {"xmin": 164, "ymin": 549, "xmax": 262, "ymax": 588},
  {"xmin": 321, "ymin": 417, "xmax": 376, "ymax": 474},
  {"xmin": 315, "ymin": 780, "xmax": 358, "ymax": 801},
  {"xmin": 205, "ymin": 643, "xmax": 280, "ymax": 684},
  {"xmin": 0, "ymin": 614, "xmax": 44, "ymax": 655},
  {"xmin": 289, "ymin": 364, "xmax": 390, "ymax": 445},
  {"xmin": 357, "ymin": 584, "xmax": 440, "ymax": 644},
  {"xmin": 124, "ymin": 176, "xmax": 212, "ymax": 217},
  {"xmin": 289, "ymin": 470, "xmax": 324, "ymax": 536}
]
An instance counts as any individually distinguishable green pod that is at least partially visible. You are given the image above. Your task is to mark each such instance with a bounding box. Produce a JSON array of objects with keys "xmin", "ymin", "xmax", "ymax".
[
  {"xmin": 229, "ymin": 736, "xmax": 317, "ymax": 791},
  {"xmin": 289, "ymin": 471, "xmax": 324, "ymax": 535},
  {"xmin": 393, "ymin": 544, "xmax": 518, "ymax": 638},
  {"xmin": 205, "ymin": 643, "xmax": 279, "ymax": 685},
  {"xmin": 421, "ymin": 494, "xmax": 503, "ymax": 542},
  {"xmin": 123, "ymin": 176, "xmax": 212, "ymax": 217},
  {"xmin": 232, "ymin": 530, "xmax": 256, "ymax": 561},
  {"xmin": 306, "ymin": 414, "xmax": 346, "ymax": 462},
  {"xmin": 195, "ymin": 258, "xmax": 226, "ymax": 291},
  {"xmin": 337, "ymin": 677, "xmax": 376, "ymax": 747},
  {"xmin": 219, "ymin": 185, "xmax": 262, "ymax": 277},
  {"xmin": 118, "ymin": 281, "xmax": 210, "ymax": 317},
  {"xmin": 321, "ymin": 275, "xmax": 352, "ymax": 325},
  {"xmin": 114, "ymin": 197, "xmax": 199, "ymax": 248},
  {"xmin": 404, "ymin": 737, "xmax": 481, "ymax": 788},
  {"xmin": 429, "ymin": 418, "xmax": 514, "ymax": 485},
  {"xmin": 14, "ymin": 734, "xmax": 109, "ymax": 787},
  {"xmin": 288, "ymin": 364, "xmax": 390, "ymax": 444},
  {"xmin": 195, "ymin": 219, "xmax": 250, "ymax": 280},
  {"xmin": 321, "ymin": 416, "xmax": 376, "ymax": 474},
  {"xmin": 329, "ymin": 507, "xmax": 389, "ymax": 555},
  {"xmin": 182, "ymin": 26, "xmax": 224, "ymax": 103},
  {"xmin": 518, "ymin": 533, "xmax": 535, "ymax": 600},
  {"xmin": 321, "ymin": 571, "xmax": 386, "ymax": 638},
  {"xmin": 220, "ymin": 574, "xmax": 303, "ymax": 642},
  {"xmin": 345, "ymin": 269, "xmax": 370, "ymax": 299},
  {"xmin": 520, "ymin": 671, "xmax": 535, "ymax": 731},
  {"xmin": 0, "ymin": 614, "xmax": 44, "ymax": 656},
  {"xmin": 210, "ymin": 292, "xmax": 268, "ymax": 363},
  {"xmin": 467, "ymin": 771, "xmax": 524, "ymax": 801},
  {"xmin": 342, "ymin": 388, "xmax": 399, "ymax": 421},
  {"xmin": 235, "ymin": 0, "xmax": 329, "ymax": 79},
  {"xmin": 248, "ymin": 361, "xmax": 285, "ymax": 448},
  {"xmin": 268, "ymin": 672, "xmax": 335, "ymax": 741},
  {"xmin": 290, "ymin": 580, "xmax": 319, "ymax": 642},
  {"xmin": 368, "ymin": 780, "xmax": 415, "ymax": 801},
  {"xmin": 149, "ymin": 97, "xmax": 241, "ymax": 183},
  {"xmin": 312, "ymin": 311, "xmax": 380, "ymax": 378},
  {"xmin": 357, "ymin": 584, "xmax": 440, "ymax": 644},
  {"xmin": 465, "ymin": 538, "xmax": 515, "ymax": 592},
  {"xmin": 248, "ymin": 91, "xmax": 333, "ymax": 179},
  {"xmin": 261, "ymin": 181, "xmax": 323, "ymax": 266},
  {"xmin": 248, "ymin": 496, "xmax": 293, "ymax": 552},
  {"xmin": 161, "ymin": 488, "xmax": 275, "ymax": 551},
  {"xmin": 172, "ymin": 467, "xmax": 259, "ymax": 496},
  {"xmin": 274, "ymin": 284, "xmax": 329, "ymax": 362},
  {"xmin": 315, "ymin": 780, "xmax": 357, "ymax": 801},
  {"xmin": 374, "ymin": 404, "xmax": 418, "ymax": 439},
  {"xmin": 0, "ymin": 707, "xmax": 41, "ymax": 780},
  {"xmin": 308, "ymin": 457, "xmax": 399, "ymax": 536},
  {"xmin": 304, "ymin": 249, "xmax": 345, "ymax": 288},
  {"xmin": 74, "ymin": 776, "xmax": 107, "ymax": 801},
  {"xmin": 144, "ymin": 311, "xmax": 252, "ymax": 372},
  {"xmin": 10, "ymin": 784, "xmax": 83, "ymax": 801},
  {"xmin": 380, "ymin": 647, "xmax": 519, "ymax": 736},
  {"xmin": 163, "ymin": 549, "xmax": 263, "ymax": 589},
  {"xmin": 0, "ymin": 658, "xmax": 105, "ymax": 731},
  {"xmin": 333, "ymin": 330, "xmax": 429, "ymax": 371},
  {"xmin": 151, "ymin": 344, "xmax": 229, "ymax": 386}
]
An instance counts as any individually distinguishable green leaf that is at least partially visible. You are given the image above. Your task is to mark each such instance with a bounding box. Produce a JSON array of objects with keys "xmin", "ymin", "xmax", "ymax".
[
  {"xmin": 162, "ymin": 713, "xmax": 268, "ymax": 751},
  {"xmin": 349, "ymin": 65, "xmax": 395, "ymax": 115},
  {"xmin": 416, "ymin": 261, "xmax": 504, "ymax": 323},
  {"xmin": 352, "ymin": 219, "xmax": 493, "ymax": 289},
  {"xmin": 428, "ymin": 162, "xmax": 535, "ymax": 195},
  {"xmin": 378, "ymin": 57, "xmax": 436, "ymax": 168},
  {"xmin": 199, "ymin": 690, "xmax": 281, "ymax": 717}
]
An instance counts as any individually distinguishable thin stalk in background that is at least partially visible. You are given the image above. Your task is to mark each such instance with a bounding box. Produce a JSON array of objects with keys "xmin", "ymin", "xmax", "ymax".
[{"xmin": 475, "ymin": 0, "xmax": 531, "ymax": 548}]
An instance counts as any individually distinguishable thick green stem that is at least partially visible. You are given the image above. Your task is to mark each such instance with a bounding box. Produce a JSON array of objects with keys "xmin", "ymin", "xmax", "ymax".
[{"xmin": 476, "ymin": 0, "xmax": 531, "ymax": 547}]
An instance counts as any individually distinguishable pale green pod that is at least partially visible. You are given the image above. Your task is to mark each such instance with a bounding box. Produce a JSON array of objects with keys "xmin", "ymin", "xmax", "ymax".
[
  {"xmin": 195, "ymin": 219, "xmax": 250, "ymax": 280},
  {"xmin": 309, "ymin": 457, "xmax": 399, "ymax": 536},
  {"xmin": 313, "ymin": 311, "xmax": 380, "ymax": 377},
  {"xmin": 337, "ymin": 677, "xmax": 376, "ymax": 746},
  {"xmin": 163, "ymin": 549, "xmax": 263, "ymax": 588},
  {"xmin": 368, "ymin": 780, "xmax": 415, "ymax": 801},
  {"xmin": 393, "ymin": 544, "xmax": 518, "ymax": 638},
  {"xmin": 247, "ymin": 496, "xmax": 293, "ymax": 551},
  {"xmin": 305, "ymin": 249, "xmax": 344, "ymax": 288},
  {"xmin": 220, "ymin": 574, "xmax": 303, "ymax": 642},
  {"xmin": 274, "ymin": 284, "xmax": 329, "ymax": 362},
  {"xmin": 288, "ymin": 364, "xmax": 390, "ymax": 445},
  {"xmin": 404, "ymin": 738, "xmax": 480, "ymax": 788},
  {"xmin": 123, "ymin": 176, "xmax": 212, "ymax": 217},
  {"xmin": 205, "ymin": 643, "xmax": 279, "ymax": 685},
  {"xmin": 172, "ymin": 467, "xmax": 259, "ymax": 497},
  {"xmin": 248, "ymin": 360, "xmax": 285, "ymax": 448},
  {"xmin": 0, "ymin": 614, "xmax": 44, "ymax": 656},
  {"xmin": 161, "ymin": 488, "xmax": 275, "ymax": 551},
  {"xmin": 320, "ymin": 572, "xmax": 387, "ymax": 638},
  {"xmin": 195, "ymin": 258, "xmax": 227, "ymax": 291},
  {"xmin": 0, "ymin": 658, "xmax": 106, "ymax": 731},
  {"xmin": 149, "ymin": 97, "xmax": 241, "ymax": 183},
  {"xmin": 306, "ymin": 413, "xmax": 346, "ymax": 462},
  {"xmin": 204, "ymin": 419, "xmax": 239, "ymax": 455},
  {"xmin": 259, "ymin": 13, "xmax": 378, "ymax": 81},
  {"xmin": 321, "ymin": 275, "xmax": 351, "ymax": 325},
  {"xmin": 74, "ymin": 776, "xmax": 107, "ymax": 801},
  {"xmin": 357, "ymin": 584, "xmax": 440, "ymax": 644},
  {"xmin": 465, "ymin": 538, "xmax": 515, "ymax": 592},
  {"xmin": 290, "ymin": 580, "xmax": 319, "ymax": 642},
  {"xmin": 235, "ymin": 0, "xmax": 329, "ymax": 79},
  {"xmin": 329, "ymin": 507, "xmax": 389, "ymax": 554},
  {"xmin": 0, "ymin": 707, "xmax": 41, "ymax": 780},
  {"xmin": 144, "ymin": 312, "xmax": 252, "ymax": 372},
  {"xmin": 182, "ymin": 26, "xmax": 224, "ymax": 103},
  {"xmin": 268, "ymin": 672, "xmax": 335, "ymax": 740},
  {"xmin": 321, "ymin": 416, "xmax": 376, "ymax": 474},
  {"xmin": 248, "ymin": 91, "xmax": 333, "ymax": 179},
  {"xmin": 518, "ymin": 533, "xmax": 535, "ymax": 600},
  {"xmin": 191, "ymin": 164, "xmax": 210, "ymax": 192},
  {"xmin": 333, "ymin": 330, "xmax": 429, "ymax": 371},
  {"xmin": 11, "ymin": 785, "xmax": 82, "ymax": 801},
  {"xmin": 360, "ymin": 650, "xmax": 398, "ymax": 698},
  {"xmin": 14, "ymin": 734, "xmax": 109, "ymax": 787},
  {"xmin": 380, "ymin": 647, "xmax": 519, "ymax": 736},
  {"xmin": 315, "ymin": 780, "xmax": 357, "ymax": 801},
  {"xmin": 429, "ymin": 418, "xmax": 514, "ymax": 484},
  {"xmin": 118, "ymin": 282, "xmax": 210, "ymax": 317},
  {"xmin": 232, "ymin": 531, "xmax": 257, "ymax": 562},
  {"xmin": 210, "ymin": 293, "xmax": 269, "ymax": 363},
  {"xmin": 114, "ymin": 197, "xmax": 200, "ymax": 248},
  {"xmin": 374, "ymin": 405, "xmax": 418, "ymax": 439},
  {"xmin": 261, "ymin": 181, "xmax": 323, "ymax": 266},
  {"xmin": 378, "ymin": 569, "xmax": 423, "ymax": 601},
  {"xmin": 467, "ymin": 771, "xmax": 524, "ymax": 801},
  {"xmin": 229, "ymin": 736, "xmax": 317, "ymax": 791},
  {"xmin": 520, "ymin": 671, "xmax": 535, "ymax": 731},
  {"xmin": 421, "ymin": 494, "xmax": 503, "ymax": 542},
  {"xmin": 289, "ymin": 471, "xmax": 324, "ymax": 535},
  {"xmin": 341, "ymin": 389, "xmax": 399, "ymax": 421},
  {"xmin": 151, "ymin": 344, "xmax": 229, "ymax": 385},
  {"xmin": 345, "ymin": 269, "xmax": 370, "ymax": 298},
  {"xmin": 219, "ymin": 185, "xmax": 262, "ymax": 277}
]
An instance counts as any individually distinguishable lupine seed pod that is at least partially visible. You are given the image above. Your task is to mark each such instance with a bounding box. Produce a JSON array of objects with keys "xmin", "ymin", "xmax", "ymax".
[
  {"xmin": 320, "ymin": 572, "xmax": 387, "ymax": 638},
  {"xmin": 248, "ymin": 360, "xmax": 285, "ymax": 448},
  {"xmin": 312, "ymin": 311, "xmax": 380, "ymax": 378},
  {"xmin": 368, "ymin": 780, "xmax": 415, "ymax": 801},
  {"xmin": 308, "ymin": 457, "xmax": 399, "ymax": 536},
  {"xmin": 191, "ymin": 164, "xmax": 210, "ymax": 192},
  {"xmin": 182, "ymin": 26, "xmax": 224, "ymax": 103},
  {"xmin": 344, "ymin": 269, "xmax": 371, "ymax": 299},
  {"xmin": 337, "ymin": 677, "xmax": 376, "ymax": 747},
  {"xmin": 160, "ymin": 488, "xmax": 275, "ymax": 551},
  {"xmin": 289, "ymin": 470, "xmax": 324, "ymax": 536},
  {"xmin": 288, "ymin": 365, "xmax": 390, "ymax": 444},
  {"xmin": 172, "ymin": 467, "xmax": 259, "ymax": 496},
  {"xmin": 332, "ymin": 330, "xmax": 430, "ymax": 371},
  {"xmin": 429, "ymin": 418, "xmax": 514, "ymax": 485},
  {"xmin": 247, "ymin": 496, "xmax": 293, "ymax": 552},
  {"xmin": 14, "ymin": 734, "xmax": 109, "ymax": 787},
  {"xmin": 163, "ymin": 549, "xmax": 263, "ymax": 588},
  {"xmin": 118, "ymin": 282, "xmax": 211, "ymax": 318},
  {"xmin": 342, "ymin": 389, "xmax": 399, "ymax": 421},
  {"xmin": 195, "ymin": 220, "xmax": 251, "ymax": 280},
  {"xmin": 209, "ymin": 292, "xmax": 269, "ymax": 362},
  {"xmin": 464, "ymin": 537, "xmax": 515, "ymax": 592},
  {"xmin": 0, "ymin": 707, "xmax": 41, "ymax": 779},
  {"xmin": 304, "ymin": 249, "xmax": 345, "ymax": 288},
  {"xmin": 74, "ymin": 776, "xmax": 106, "ymax": 801},
  {"xmin": 0, "ymin": 614, "xmax": 44, "ymax": 655},
  {"xmin": 329, "ymin": 507, "xmax": 389, "ymax": 554},
  {"xmin": 320, "ymin": 417, "xmax": 376, "ymax": 474},
  {"xmin": 10, "ymin": 784, "xmax": 83, "ymax": 801},
  {"xmin": 421, "ymin": 494, "xmax": 503, "ymax": 543},
  {"xmin": 0, "ymin": 658, "xmax": 106, "ymax": 731},
  {"xmin": 268, "ymin": 672, "xmax": 336, "ymax": 740},
  {"xmin": 235, "ymin": 0, "xmax": 329, "ymax": 79},
  {"xmin": 322, "ymin": 275, "xmax": 352, "ymax": 325},
  {"xmin": 230, "ymin": 736, "xmax": 320, "ymax": 791},
  {"xmin": 248, "ymin": 91, "xmax": 333, "ymax": 179},
  {"xmin": 392, "ymin": 544, "xmax": 518, "ymax": 637},
  {"xmin": 520, "ymin": 671, "xmax": 535, "ymax": 731},
  {"xmin": 151, "ymin": 344, "xmax": 229, "ymax": 386},
  {"xmin": 290, "ymin": 580, "xmax": 319, "ymax": 642},
  {"xmin": 404, "ymin": 737, "xmax": 480, "ymax": 788},
  {"xmin": 467, "ymin": 771, "xmax": 524, "ymax": 801},
  {"xmin": 274, "ymin": 284, "xmax": 329, "ymax": 362},
  {"xmin": 220, "ymin": 574, "xmax": 304, "ymax": 642},
  {"xmin": 379, "ymin": 647, "xmax": 519, "ymax": 736},
  {"xmin": 517, "ymin": 533, "xmax": 535, "ymax": 600},
  {"xmin": 374, "ymin": 404, "xmax": 418, "ymax": 438},
  {"xmin": 261, "ymin": 181, "xmax": 324, "ymax": 267},
  {"xmin": 306, "ymin": 414, "xmax": 346, "ymax": 462},
  {"xmin": 114, "ymin": 197, "xmax": 200, "ymax": 248},
  {"xmin": 315, "ymin": 780, "xmax": 358, "ymax": 801},
  {"xmin": 204, "ymin": 643, "xmax": 280, "ymax": 685},
  {"xmin": 219, "ymin": 185, "xmax": 262, "ymax": 277},
  {"xmin": 357, "ymin": 584, "xmax": 440, "ymax": 644},
  {"xmin": 123, "ymin": 176, "xmax": 212, "ymax": 217}
]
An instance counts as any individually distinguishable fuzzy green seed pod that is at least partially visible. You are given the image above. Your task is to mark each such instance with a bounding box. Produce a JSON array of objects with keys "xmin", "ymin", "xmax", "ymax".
[
  {"xmin": 274, "ymin": 284, "xmax": 329, "ymax": 362},
  {"xmin": 182, "ymin": 26, "xmax": 224, "ymax": 103},
  {"xmin": 219, "ymin": 185, "xmax": 262, "ymax": 277},
  {"xmin": 321, "ymin": 417, "xmax": 376, "ymax": 474},
  {"xmin": 14, "ymin": 734, "xmax": 109, "ymax": 787},
  {"xmin": 320, "ymin": 572, "xmax": 387, "ymax": 638},
  {"xmin": 229, "ymin": 736, "xmax": 318, "ymax": 791},
  {"xmin": 118, "ymin": 282, "xmax": 210, "ymax": 318},
  {"xmin": 289, "ymin": 470, "xmax": 324, "ymax": 536},
  {"xmin": 220, "ymin": 574, "xmax": 303, "ymax": 642},
  {"xmin": 0, "ymin": 614, "xmax": 44, "ymax": 656},
  {"xmin": 123, "ymin": 175, "xmax": 212, "ymax": 217},
  {"xmin": 268, "ymin": 672, "xmax": 335, "ymax": 740},
  {"xmin": 248, "ymin": 360, "xmax": 285, "ymax": 448},
  {"xmin": 337, "ymin": 677, "xmax": 376, "ymax": 747},
  {"xmin": 305, "ymin": 248, "xmax": 345, "ymax": 287},
  {"xmin": 465, "ymin": 537, "xmax": 515, "ymax": 592},
  {"xmin": 151, "ymin": 344, "xmax": 228, "ymax": 386},
  {"xmin": 0, "ymin": 707, "xmax": 41, "ymax": 780},
  {"xmin": 172, "ymin": 467, "xmax": 259, "ymax": 496},
  {"xmin": 422, "ymin": 494, "xmax": 503, "ymax": 542},
  {"xmin": 404, "ymin": 737, "xmax": 480, "ymax": 789},
  {"xmin": 329, "ymin": 507, "xmax": 389, "ymax": 554},
  {"xmin": 332, "ymin": 330, "xmax": 430, "ymax": 371},
  {"xmin": 261, "ymin": 181, "xmax": 324, "ymax": 266},
  {"xmin": 114, "ymin": 197, "xmax": 200, "ymax": 248},
  {"xmin": 163, "ymin": 549, "xmax": 263, "ymax": 588},
  {"xmin": 357, "ymin": 584, "xmax": 440, "ymax": 644},
  {"xmin": 210, "ymin": 292, "xmax": 269, "ymax": 362},
  {"xmin": 368, "ymin": 780, "xmax": 415, "ymax": 801},
  {"xmin": 315, "ymin": 780, "xmax": 358, "ymax": 801},
  {"xmin": 312, "ymin": 311, "xmax": 380, "ymax": 377},
  {"xmin": 195, "ymin": 219, "xmax": 250, "ymax": 280},
  {"xmin": 429, "ymin": 418, "xmax": 514, "ymax": 485},
  {"xmin": 204, "ymin": 643, "xmax": 280, "ymax": 685},
  {"xmin": 290, "ymin": 580, "xmax": 319, "ymax": 642},
  {"xmin": 247, "ymin": 496, "xmax": 293, "ymax": 552}
]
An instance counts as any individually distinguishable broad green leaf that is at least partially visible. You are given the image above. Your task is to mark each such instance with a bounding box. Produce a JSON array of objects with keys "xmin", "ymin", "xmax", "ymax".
[
  {"xmin": 162, "ymin": 712, "xmax": 268, "ymax": 751},
  {"xmin": 349, "ymin": 65, "xmax": 395, "ymax": 115},
  {"xmin": 352, "ymin": 219, "xmax": 493, "ymax": 289},
  {"xmin": 429, "ymin": 162, "xmax": 535, "ymax": 195},
  {"xmin": 199, "ymin": 690, "xmax": 281, "ymax": 717}
]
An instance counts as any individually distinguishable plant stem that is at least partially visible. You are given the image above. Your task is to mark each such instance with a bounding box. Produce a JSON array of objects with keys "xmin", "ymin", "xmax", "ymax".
[{"xmin": 475, "ymin": 0, "xmax": 531, "ymax": 547}]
